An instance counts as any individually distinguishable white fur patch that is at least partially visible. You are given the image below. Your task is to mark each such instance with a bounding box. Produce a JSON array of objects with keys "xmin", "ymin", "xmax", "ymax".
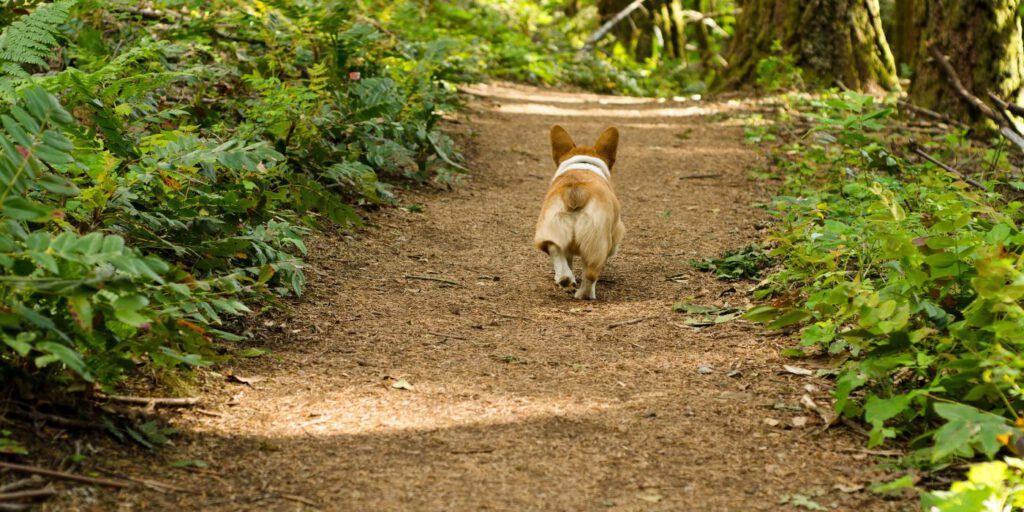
[{"xmin": 552, "ymin": 155, "xmax": 610, "ymax": 182}]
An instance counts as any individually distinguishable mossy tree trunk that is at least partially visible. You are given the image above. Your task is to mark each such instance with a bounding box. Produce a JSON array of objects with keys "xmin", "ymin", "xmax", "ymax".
[
  {"xmin": 889, "ymin": 0, "xmax": 922, "ymax": 73},
  {"xmin": 907, "ymin": 0, "xmax": 1024, "ymax": 123},
  {"xmin": 717, "ymin": 0, "xmax": 898, "ymax": 91}
]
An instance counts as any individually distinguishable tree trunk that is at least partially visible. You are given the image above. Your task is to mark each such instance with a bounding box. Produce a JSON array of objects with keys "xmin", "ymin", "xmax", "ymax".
[
  {"xmin": 717, "ymin": 0, "xmax": 898, "ymax": 92},
  {"xmin": 907, "ymin": 1, "xmax": 1024, "ymax": 123},
  {"xmin": 889, "ymin": 0, "xmax": 921, "ymax": 72}
]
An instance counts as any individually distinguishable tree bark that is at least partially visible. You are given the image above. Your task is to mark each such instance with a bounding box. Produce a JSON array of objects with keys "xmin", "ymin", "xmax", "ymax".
[
  {"xmin": 907, "ymin": 1, "xmax": 1024, "ymax": 124},
  {"xmin": 716, "ymin": 0, "xmax": 898, "ymax": 92},
  {"xmin": 889, "ymin": 0, "xmax": 922, "ymax": 72}
]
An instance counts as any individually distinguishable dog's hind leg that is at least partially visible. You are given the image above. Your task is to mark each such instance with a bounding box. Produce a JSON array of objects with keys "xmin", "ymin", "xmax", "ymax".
[
  {"xmin": 548, "ymin": 245, "xmax": 576, "ymax": 289},
  {"xmin": 574, "ymin": 255, "xmax": 605, "ymax": 300}
]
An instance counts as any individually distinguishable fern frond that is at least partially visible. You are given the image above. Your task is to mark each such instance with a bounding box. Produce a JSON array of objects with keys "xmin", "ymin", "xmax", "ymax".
[{"xmin": 0, "ymin": 1, "xmax": 75, "ymax": 77}]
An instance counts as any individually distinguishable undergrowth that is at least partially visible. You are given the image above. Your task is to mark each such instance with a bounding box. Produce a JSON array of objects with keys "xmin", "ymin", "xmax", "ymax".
[
  {"xmin": 0, "ymin": 0, "xmax": 466, "ymax": 426},
  {"xmin": 743, "ymin": 90, "xmax": 1024, "ymax": 508}
]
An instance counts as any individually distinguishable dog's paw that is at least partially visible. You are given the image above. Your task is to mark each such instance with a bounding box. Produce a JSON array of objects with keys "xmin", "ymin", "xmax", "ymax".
[
  {"xmin": 573, "ymin": 288, "xmax": 596, "ymax": 300},
  {"xmin": 557, "ymin": 275, "xmax": 577, "ymax": 289}
]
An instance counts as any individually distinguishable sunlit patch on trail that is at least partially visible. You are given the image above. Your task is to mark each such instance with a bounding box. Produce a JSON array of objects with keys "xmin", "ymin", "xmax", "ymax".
[
  {"xmin": 490, "ymin": 103, "xmax": 715, "ymax": 118},
  {"xmin": 205, "ymin": 390, "xmax": 621, "ymax": 437}
]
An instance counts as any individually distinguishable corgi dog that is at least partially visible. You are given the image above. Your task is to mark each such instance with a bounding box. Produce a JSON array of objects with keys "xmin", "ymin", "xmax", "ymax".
[{"xmin": 534, "ymin": 125, "xmax": 624, "ymax": 300}]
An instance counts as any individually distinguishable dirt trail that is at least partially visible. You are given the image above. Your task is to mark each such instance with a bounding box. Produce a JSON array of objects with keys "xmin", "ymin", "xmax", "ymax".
[{"xmin": 57, "ymin": 84, "xmax": 910, "ymax": 511}]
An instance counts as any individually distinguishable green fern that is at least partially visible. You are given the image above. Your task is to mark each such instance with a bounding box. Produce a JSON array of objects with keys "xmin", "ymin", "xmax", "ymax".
[{"xmin": 0, "ymin": 0, "xmax": 75, "ymax": 78}]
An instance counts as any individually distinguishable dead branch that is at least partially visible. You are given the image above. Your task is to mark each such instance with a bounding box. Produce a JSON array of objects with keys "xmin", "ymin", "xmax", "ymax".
[
  {"xmin": 426, "ymin": 331, "xmax": 470, "ymax": 341},
  {"xmin": 4, "ymin": 407, "xmax": 104, "ymax": 430},
  {"xmin": 985, "ymin": 91, "xmax": 1024, "ymax": 152},
  {"xmin": 678, "ymin": 173, "xmax": 722, "ymax": 180},
  {"xmin": 607, "ymin": 316, "xmax": 657, "ymax": 329},
  {"xmin": 94, "ymin": 468, "xmax": 190, "ymax": 493},
  {"xmin": 0, "ymin": 462, "xmax": 131, "ymax": 489},
  {"xmin": 485, "ymin": 308, "xmax": 533, "ymax": 321},
  {"xmin": 581, "ymin": 0, "xmax": 647, "ymax": 52},
  {"xmin": 928, "ymin": 45, "xmax": 1008, "ymax": 130},
  {"xmin": 0, "ymin": 478, "xmax": 43, "ymax": 494},
  {"xmin": 912, "ymin": 146, "xmax": 1007, "ymax": 203},
  {"xmin": 897, "ymin": 100, "xmax": 966, "ymax": 129},
  {"xmin": 0, "ymin": 487, "xmax": 57, "ymax": 501},
  {"xmin": 98, "ymin": 395, "xmax": 201, "ymax": 407}
]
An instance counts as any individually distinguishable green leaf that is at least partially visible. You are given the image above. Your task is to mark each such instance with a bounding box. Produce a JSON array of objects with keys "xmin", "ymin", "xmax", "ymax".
[
  {"xmin": 2, "ymin": 196, "xmax": 50, "ymax": 221},
  {"xmin": 932, "ymin": 403, "xmax": 1011, "ymax": 462},
  {"xmin": 238, "ymin": 348, "xmax": 269, "ymax": 358},
  {"xmin": 673, "ymin": 303, "xmax": 720, "ymax": 314},
  {"xmin": 766, "ymin": 309, "xmax": 811, "ymax": 330},
  {"xmin": 36, "ymin": 174, "xmax": 79, "ymax": 196},
  {"xmin": 743, "ymin": 305, "xmax": 780, "ymax": 323},
  {"xmin": 864, "ymin": 394, "xmax": 914, "ymax": 426},
  {"xmin": 870, "ymin": 474, "xmax": 914, "ymax": 494},
  {"xmin": 34, "ymin": 341, "xmax": 91, "ymax": 381},
  {"xmin": 113, "ymin": 294, "xmax": 150, "ymax": 327}
]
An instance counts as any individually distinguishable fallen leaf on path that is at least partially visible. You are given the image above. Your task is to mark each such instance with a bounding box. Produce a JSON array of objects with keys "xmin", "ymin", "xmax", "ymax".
[
  {"xmin": 800, "ymin": 394, "xmax": 836, "ymax": 425},
  {"xmin": 791, "ymin": 416, "xmax": 809, "ymax": 428},
  {"xmin": 672, "ymin": 303, "xmax": 720, "ymax": 314},
  {"xmin": 238, "ymin": 348, "xmax": 270, "ymax": 358},
  {"xmin": 392, "ymin": 378, "xmax": 414, "ymax": 390},
  {"xmin": 833, "ymin": 483, "xmax": 865, "ymax": 493},
  {"xmin": 764, "ymin": 418, "xmax": 780, "ymax": 427},
  {"xmin": 787, "ymin": 494, "xmax": 827, "ymax": 511},
  {"xmin": 226, "ymin": 373, "xmax": 262, "ymax": 387},
  {"xmin": 637, "ymin": 493, "xmax": 663, "ymax": 503},
  {"xmin": 697, "ymin": 366, "xmax": 713, "ymax": 374},
  {"xmin": 782, "ymin": 365, "xmax": 813, "ymax": 376}
]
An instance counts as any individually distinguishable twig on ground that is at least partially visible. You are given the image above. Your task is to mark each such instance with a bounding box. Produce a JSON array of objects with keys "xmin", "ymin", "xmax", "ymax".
[
  {"xmin": 897, "ymin": 99, "xmax": 966, "ymax": 129},
  {"xmin": 928, "ymin": 45, "xmax": 1007, "ymax": 129},
  {"xmin": 0, "ymin": 503, "xmax": 28, "ymax": 511},
  {"xmin": 0, "ymin": 462, "xmax": 131, "ymax": 489},
  {"xmin": 403, "ymin": 275, "xmax": 462, "ymax": 287},
  {"xmin": 98, "ymin": 395, "xmax": 201, "ymax": 407},
  {"xmin": 4, "ymin": 408, "xmax": 103, "ymax": 430},
  {"xmin": 195, "ymin": 409, "xmax": 225, "ymax": 418},
  {"xmin": 426, "ymin": 331, "xmax": 470, "ymax": 341},
  {"xmin": 836, "ymin": 447, "xmax": 905, "ymax": 457},
  {"xmin": 911, "ymin": 146, "xmax": 1006, "ymax": 202},
  {"xmin": 607, "ymin": 316, "xmax": 657, "ymax": 329},
  {"xmin": 94, "ymin": 468, "xmax": 189, "ymax": 493},
  {"xmin": 449, "ymin": 447, "xmax": 495, "ymax": 455},
  {"xmin": 840, "ymin": 418, "xmax": 871, "ymax": 438},
  {"xmin": 0, "ymin": 478, "xmax": 43, "ymax": 494},
  {"xmin": 279, "ymin": 494, "xmax": 319, "ymax": 507},
  {"xmin": 985, "ymin": 91, "xmax": 1024, "ymax": 152},
  {"xmin": 678, "ymin": 173, "xmax": 722, "ymax": 180},
  {"xmin": 0, "ymin": 487, "xmax": 58, "ymax": 501},
  {"xmin": 485, "ymin": 308, "xmax": 533, "ymax": 321}
]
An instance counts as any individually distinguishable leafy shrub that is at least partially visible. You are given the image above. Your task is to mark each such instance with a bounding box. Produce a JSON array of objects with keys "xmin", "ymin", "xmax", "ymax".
[
  {"xmin": 0, "ymin": 0, "xmax": 466, "ymax": 392},
  {"xmin": 754, "ymin": 41, "xmax": 804, "ymax": 92},
  {"xmin": 745, "ymin": 92, "xmax": 1024, "ymax": 469},
  {"xmin": 690, "ymin": 245, "xmax": 773, "ymax": 281}
]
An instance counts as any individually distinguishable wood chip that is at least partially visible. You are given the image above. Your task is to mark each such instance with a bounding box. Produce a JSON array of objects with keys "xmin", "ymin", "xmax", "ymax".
[{"xmin": 782, "ymin": 365, "xmax": 813, "ymax": 376}]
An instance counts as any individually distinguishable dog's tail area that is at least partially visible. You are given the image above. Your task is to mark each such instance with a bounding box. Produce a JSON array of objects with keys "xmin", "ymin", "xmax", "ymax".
[{"xmin": 561, "ymin": 186, "xmax": 590, "ymax": 211}]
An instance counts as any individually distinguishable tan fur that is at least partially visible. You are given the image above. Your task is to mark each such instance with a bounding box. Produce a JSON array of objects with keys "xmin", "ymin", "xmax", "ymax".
[{"xmin": 534, "ymin": 125, "xmax": 625, "ymax": 300}]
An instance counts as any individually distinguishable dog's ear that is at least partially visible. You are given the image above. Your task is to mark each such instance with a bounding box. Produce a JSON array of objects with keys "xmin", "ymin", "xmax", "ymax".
[
  {"xmin": 550, "ymin": 125, "xmax": 576, "ymax": 163},
  {"xmin": 594, "ymin": 127, "xmax": 619, "ymax": 166}
]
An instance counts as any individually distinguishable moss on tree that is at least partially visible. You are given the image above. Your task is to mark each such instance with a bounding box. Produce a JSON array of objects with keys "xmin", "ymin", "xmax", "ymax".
[{"xmin": 716, "ymin": 0, "xmax": 898, "ymax": 92}]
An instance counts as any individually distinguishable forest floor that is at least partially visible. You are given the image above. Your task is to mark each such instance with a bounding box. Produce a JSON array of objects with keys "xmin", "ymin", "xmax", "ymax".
[{"xmin": 47, "ymin": 84, "xmax": 913, "ymax": 511}]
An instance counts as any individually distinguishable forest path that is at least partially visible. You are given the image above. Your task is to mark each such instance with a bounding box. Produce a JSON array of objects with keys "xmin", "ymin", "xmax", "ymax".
[{"xmin": 72, "ymin": 84, "xmax": 908, "ymax": 511}]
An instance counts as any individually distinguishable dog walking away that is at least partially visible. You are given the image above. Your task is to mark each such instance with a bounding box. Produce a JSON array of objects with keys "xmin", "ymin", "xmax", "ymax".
[{"xmin": 534, "ymin": 125, "xmax": 625, "ymax": 300}]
